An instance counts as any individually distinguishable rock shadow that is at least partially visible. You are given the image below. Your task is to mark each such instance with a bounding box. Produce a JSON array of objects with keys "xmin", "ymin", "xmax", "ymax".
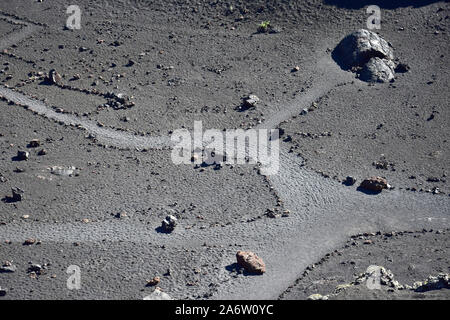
[
  {"xmin": 356, "ymin": 186, "xmax": 382, "ymax": 195},
  {"xmin": 225, "ymin": 263, "xmax": 261, "ymax": 277}
]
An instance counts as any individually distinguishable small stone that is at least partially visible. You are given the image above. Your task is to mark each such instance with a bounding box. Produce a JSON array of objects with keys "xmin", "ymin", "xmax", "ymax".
[
  {"xmin": 360, "ymin": 176, "xmax": 388, "ymax": 192},
  {"xmin": 300, "ymin": 108, "xmax": 308, "ymax": 115},
  {"xmin": 146, "ymin": 276, "xmax": 161, "ymax": 287},
  {"xmin": 37, "ymin": 149, "xmax": 47, "ymax": 156},
  {"xmin": 0, "ymin": 262, "xmax": 17, "ymax": 273},
  {"xmin": 291, "ymin": 66, "xmax": 300, "ymax": 72},
  {"xmin": 236, "ymin": 251, "xmax": 266, "ymax": 274},
  {"xmin": 28, "ymin": 264, "xmax": 43, "ymax": 273},
  {"xmin": 17, "ymin": 151, "xmax": 29, "ymax": 161},
  {"xmin": 48, "ymin": 69, "xmax": 62, "ymax": 85},
  {"xmin": 11, "ymin": 187, "xmax": 24, "ymax": 202},
  {"xmin": 115, "ymin": 211, "xmax": 128, "ymax": 219},
  {"xmin": 23, "ymin": 238, "xmax": 36, "ymax": 245},
  {"xmin": 0, "ymin": 287, "xmax": 7, "ymax": 296},
  {"xmin": 281, "ymin": 210, "xmax": 290, "ymax": 217},
  {"xmin": 242, "ymin": 94, "xmax": 260, "ymax": 110},
  {"xmin": 343, "ymin": 176, "xmax": 356, "ymax": 186},
  {"xmin": 28, "ymin": 139, "xmax": 41, "ymax": 148},
  {"xmin": 161, "ymin": 215, "xmax": 177, "ymax": 233}
]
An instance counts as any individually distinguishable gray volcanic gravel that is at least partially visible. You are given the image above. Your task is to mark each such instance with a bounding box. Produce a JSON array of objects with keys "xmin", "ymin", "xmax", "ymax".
[{"xmin": 0, "ymin": 0, "xmax": 449, "ymax": 300}]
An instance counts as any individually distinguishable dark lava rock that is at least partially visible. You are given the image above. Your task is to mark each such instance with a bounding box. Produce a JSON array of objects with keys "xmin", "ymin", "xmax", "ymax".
[
  {"xmin": 333, "ymin": 29, "xmax": 394, "ymax": 70},
  {"xmin": 238, "ymin": 94, "xmax": 260, "ymax": 111},
  {"xmin": 11, "ymin": 187, "xmax": 24, "ymax": 202},
  {"xmin": 0, "ymin": 262, "xmax": 17, "ymax": 273},
  {"xmin": 48, "ymin": 69, "xmax": 62, "ymax": 85},
  {"xmin": 114, "ymin": 211, "xmax": 128, "ymax": 219},
  {"xmin": 27, "ymin": 264, "xmax": 43, "ymax": 274},
  {"xmin": 343, "ymin": 176, "xmax": 357, "ymax": 186},
  {"xmin": 28, "ymin": 139, "xmax": 41, "ymax": 148},
  {"xmin": 333, "ymin": 29, "xmax": 399, "ymax": 83},
  {"xmin": 360, "ymin": 176, "xmax": 389, "ymax": 192},
  {"xmin": 236, "ymin": 251, "xmax": 266, "ymax": 274},
  {"xmin": 146, "ymin": 276, "xmax": 161, "ymax": 287},
  {"xmin": 16, "ymin": 151, "xmax": 29, "ymax": 161},
  {"xmin": 23, "ymin": 238, "xmax": 36, "ymax": 245},
  {"xmin": 161, "ymin": 215, "xmax": 177, "ymax": 233}
]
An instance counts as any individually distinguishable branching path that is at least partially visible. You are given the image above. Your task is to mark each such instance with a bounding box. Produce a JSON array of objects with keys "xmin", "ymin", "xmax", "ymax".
[{"xmin": 0, "ymin": 13, "xmax": 448, "ymax": 299}]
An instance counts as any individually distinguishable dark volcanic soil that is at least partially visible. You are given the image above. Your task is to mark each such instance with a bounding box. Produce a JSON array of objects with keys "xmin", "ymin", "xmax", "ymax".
[{"xmin": 0, "ymin": 0, "xmax": 449, "ymax": 300}]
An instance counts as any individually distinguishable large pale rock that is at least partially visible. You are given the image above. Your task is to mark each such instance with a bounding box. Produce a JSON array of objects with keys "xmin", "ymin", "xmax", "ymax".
[
  {"xmin": 143, "ymin": 289, "xmax": 173, "ymax": 300},
  {"xmin": 359, "ymin": 57, "xmax": 395, "ymax": 83},
  {"xmin": 333, "ymin": 29, "xmax": 394, "ymax": 70}
]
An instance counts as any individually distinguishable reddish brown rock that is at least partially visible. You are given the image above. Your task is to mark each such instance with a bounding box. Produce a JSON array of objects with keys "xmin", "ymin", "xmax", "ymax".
[
  {"xmin": 236, "ymin": 251, "xmax": 266, "ymax": 274},
  {"xmin": 360, "ymin": 176, "xmax": 388, "ymax": 192}
]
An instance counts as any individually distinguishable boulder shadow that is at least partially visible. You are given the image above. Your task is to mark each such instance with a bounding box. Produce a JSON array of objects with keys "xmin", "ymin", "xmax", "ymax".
[
  {"xmin": 11, "ymin": 155, "xmax": 25, "ymax": 162},
  {"xmin": 356, "ymin": 186, "xmax": 382, "ymax": 195},
  {"xmin": 155, "ymin": 226, "xmax": 172, "ymax": 234},
  {"xmin": 1, "ymin": 196, "xmax": 18, "ymax": 203},
  {"xmin": 38, "ymin": 78, "xmax": 53, "ymax": 86},
  {"xmin": 225, "ymin": 263, "xmax": 260, "ymax": 277}
]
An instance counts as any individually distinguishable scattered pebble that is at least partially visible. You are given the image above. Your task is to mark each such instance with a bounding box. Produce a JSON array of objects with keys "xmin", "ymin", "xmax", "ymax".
[
  {"xmin": 11, "ymin": 187, "xmax": 24, "ymax": 202},
  {"xmin": 23, "ymin": 238, "xmax": 36, "ymax": 245},
  {"xmin": 28, "ymin": 139, "xmax": 41, "ymax": 148},
  {"xmin": 146, "ymin": 276, "xmax": 161, "ymax": 287},
  {"xmin": 343, "ymin": 176, "xmax": 356, "ymax": 186}
]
